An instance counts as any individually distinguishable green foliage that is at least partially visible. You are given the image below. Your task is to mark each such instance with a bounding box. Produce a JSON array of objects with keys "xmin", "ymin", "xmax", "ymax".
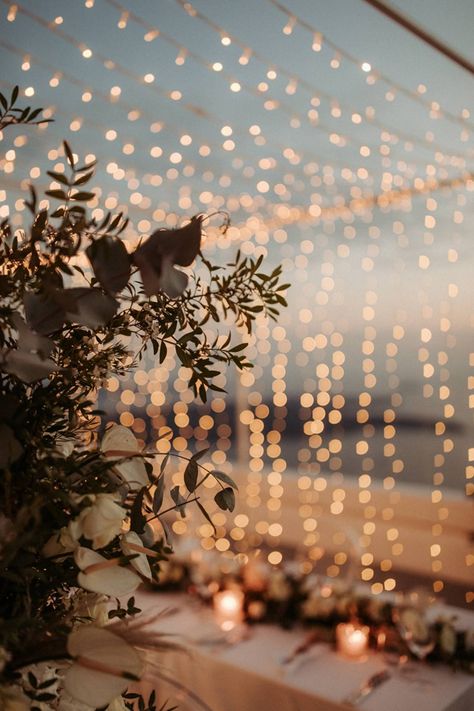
[
  {"xmin": 0, "ymin": 85, "xmax": 51, "ymax": 131},
  {"xmin": 0, "ymin": 102, "xmax": 287, "ymax": 708}
]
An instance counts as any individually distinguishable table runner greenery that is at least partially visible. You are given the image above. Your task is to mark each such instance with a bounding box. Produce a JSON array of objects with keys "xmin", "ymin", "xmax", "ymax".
[{"xmin": 151, "ymin": 550, "xmax": 474, "ymax": 673}]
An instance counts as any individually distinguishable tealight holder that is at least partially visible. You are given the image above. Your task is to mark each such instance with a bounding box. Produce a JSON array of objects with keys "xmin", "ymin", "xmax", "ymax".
[
  {"xmin": 336, "ymin": 622, "xmax": 369, "ymax": 659},
  {"xmin": 213, "ymin": 589, "xmax": 244, "ymax": 632}
]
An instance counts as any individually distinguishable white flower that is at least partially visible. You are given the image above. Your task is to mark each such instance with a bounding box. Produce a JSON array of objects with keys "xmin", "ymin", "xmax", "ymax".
[
  {"xmin": 77, "ymin": 494, "xmax": 127, "ymax": 549},
  {"xmin": 55, "ymin": 437, "xmax": 75, "ymax": 457},
  {"xmin": 64, "ymin": 625, "xmax": 143, "ymax": 708},
  {"xmin": 107, "ymin": 695, "xmax": 128, "ymax": 711},
  {"xmin": 43, "ymin": 522, "xmax": 81, "ymax": 558},
  {"xmin": 72, "ymin": 591, "xmax": 110, "ymax": 627},
  {"xmin": 267, "ymin": 571, "xmax": 292, "ymax": 602},
  {"xmin": 300, "ymin": 574, "xmax": 320, "ymax": 595},
  {"xmin": 439, "ymin": 622, "xmax": 457, "ymax": 655},
  {"xmin": 398, "ymin": 607, "xmax": 429, "ymax": 641},
  {"xmin": 101, "ymin": 425, "xmax": 148, "ymax": 491},
  {"xmin": 120, "ymin": 531, "xmax": 152, "ymax": 580},
  {"xmin": 75, "ymin": 547, "xmax": 141, "ymax": 597},
  {"xmin": 301, "ymin": 594, "xmax": 335, "ymax": 619}
]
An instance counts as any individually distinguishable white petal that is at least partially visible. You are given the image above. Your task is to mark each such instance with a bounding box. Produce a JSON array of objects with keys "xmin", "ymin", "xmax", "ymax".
[
  {"xmin": 101, "ymin": 425, "xmax": 148, "ymax": 490},
  {"xmin": 65, "ymin": 626, "xmax": 142, "ymax": 708},
  {"xmin": 121, "ymin": 532, "xmax": 152, "ymax": 580},
  {"xmin": 4, "ymin": 350, "xmax": 57, "ymax": 382},
  {"xmin": 101, "ymin": 425, "xmax": 140, "ymax": 453},
  {"xmin": 75, "ymin": 548, "xmax": 141, "ymax": 597},
  {"xmin": 159, "ymin": 263, "xmax": 188, "ymax": 298}
]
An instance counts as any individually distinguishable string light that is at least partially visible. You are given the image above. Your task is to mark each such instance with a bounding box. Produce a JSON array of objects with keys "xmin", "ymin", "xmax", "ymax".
[
  {"xmin": 267, "ymin": 0, "xmax": 474, "ymax": 131},
  {"xmin": 1, "ymin": 0, "xmax": 473, "ymax": 595}
]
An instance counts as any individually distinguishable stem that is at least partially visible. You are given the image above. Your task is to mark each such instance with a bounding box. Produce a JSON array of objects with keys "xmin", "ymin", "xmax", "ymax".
[
  {"xmin": 146, "ymin": 450, "xmax": 226, "ymax": 495},
  {"xmin": 145, "ymin": 496, "xmax": 200, "ymax": 523}
]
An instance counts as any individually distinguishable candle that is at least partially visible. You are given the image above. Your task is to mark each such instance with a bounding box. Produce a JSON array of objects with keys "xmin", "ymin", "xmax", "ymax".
[
  {"xmin": 336, "ymin": 622, "xmax": 369, "ymax": 659},
  {"xmin": 213, "ymin": 589, "xmax": 244, "ymax": 631},
  {"xmin": 377, "ymin": 629, "xmax": 387, "ymax": 652}
]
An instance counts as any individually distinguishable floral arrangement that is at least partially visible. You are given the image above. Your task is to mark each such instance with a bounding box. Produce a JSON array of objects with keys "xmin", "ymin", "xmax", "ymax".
[
  {"xmin": 0, "ymin": 88, "xmax": 288, "ymax": 710},
  {"xmin": 151, "ymin": 550, "xmax": 474, "ymax": 673}
]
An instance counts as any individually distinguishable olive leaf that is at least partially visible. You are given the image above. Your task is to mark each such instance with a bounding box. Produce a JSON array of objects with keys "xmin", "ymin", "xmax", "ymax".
[
  {"xmin": 153, "ymin": 475, "xmax": 165, "ymax": 514},
  {"xmin": 183, "ymin": 459, "xmax": 198, "ymax": 493},
  {"xmin": 191, "ymin": 448, "xmax": 209, "ymax": 461},
  {"xmin": 212, "ymin": 470, "xmax": 238, "ymax": 490},
  {"xmin": 170, "ymin": 485, "xmax": 187, "ymax": 518},
  {"xmin": 196, "ymin": 501, "xmax": 216, "ymax": 534}
]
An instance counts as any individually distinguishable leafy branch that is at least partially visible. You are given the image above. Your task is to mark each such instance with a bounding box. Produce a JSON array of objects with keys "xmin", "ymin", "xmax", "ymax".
[{"xmin": 0, "ymin": 85, "xmax": 51, "ymax": 131}]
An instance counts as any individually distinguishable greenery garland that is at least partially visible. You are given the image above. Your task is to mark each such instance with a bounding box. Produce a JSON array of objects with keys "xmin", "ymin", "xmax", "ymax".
[{"xmin": 151, "ymin": 553, "xmax": 474, "ymax": 673}]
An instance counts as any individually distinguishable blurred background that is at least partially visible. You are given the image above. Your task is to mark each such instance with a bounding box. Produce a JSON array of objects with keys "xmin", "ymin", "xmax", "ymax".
[{"xmin": 1, "ymin": 0, "xmax": 473, "ymax": 603}]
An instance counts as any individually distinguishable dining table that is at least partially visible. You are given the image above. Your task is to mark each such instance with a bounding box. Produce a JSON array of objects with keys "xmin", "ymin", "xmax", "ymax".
[{"xmin": 135, "ymin": 589, "xmax": 474, "ymax": 711}]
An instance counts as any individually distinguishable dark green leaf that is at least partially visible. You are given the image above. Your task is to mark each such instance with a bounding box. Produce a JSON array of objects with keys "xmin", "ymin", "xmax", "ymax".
[
  {"xmin": 45, "ymin": 189, "xmax": 67, "ymax": 201},
  {"xmin": 196, "ymin": 501, "xmax": 216, "ymax": 534},
  {"xmin": 170, "ymin": 485, "xmax": 187, "ymax": 517},
  {"xmin": 63, "ymin": 140, "xmax": 75, "ymax": 167},
  {"xmin": 34, "ymin": 693, "xmax": 56, "ymax": 702},
  {"xmin": 46, "ymin": 170, "xmax": 69, "ymax": 186},
  {"xmin": 27, "ymin": 107, "xmax": 43, "ymax": 122},
  {"xmin": 75, "ymin": 159, "xmax": 97, "ymax": 172},
  {"xmin": 212, "ymin": 470, "xmax": 238, "ymax": 490},
  {"xmin": 214, "ymin": 487, "xmax": 235, "ymax": 512},
  {"xmin": 159, "ymin": 452, "xmax": 169, "ymax": 475},
  {"xmin": 192, "ymin": 447, "xmax": 209, "ymax": 462},
  {"xmin": 153, "ymin": 475, "xmax": 164, "ymax": 514},
  {"xmin": 86, "ymin": 236, "xmax": 131, "ymax": 293},
  {"xmin": 71, "ymin": 191, "xmax": 95, "ymax": 202},
  {"xmin": 130, "ymin": 486, "xmax": 147, "ymax": 534},
  {"xmin": 159, "ymin": 341, "xmax": 167, "ymax": 363},
  {"xmin": 31, "ymin": 209, "xmax": 48, "ymax": 240},
  {"xmin": 184, "ymin": 459, "xmax": 198, "ymax": 493},
  {"xmin": 74, "ymin": 170, "xmax": 94, "ymax": 185}
]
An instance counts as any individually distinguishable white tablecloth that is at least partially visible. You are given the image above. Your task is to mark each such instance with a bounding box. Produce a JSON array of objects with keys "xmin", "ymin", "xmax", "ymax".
[{"xmin": 135, "ymin": 590, "xmax": 474, "ymax": 711}]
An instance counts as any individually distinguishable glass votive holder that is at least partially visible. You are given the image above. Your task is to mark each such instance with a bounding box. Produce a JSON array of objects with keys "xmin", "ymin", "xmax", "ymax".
[
  {"xmin": 213, "ymin": 589, "xmax": 244, "ymax": 631},
  {"xmin": 336, "ymin": 622, "xmax": 369, "ymax": 659}
]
